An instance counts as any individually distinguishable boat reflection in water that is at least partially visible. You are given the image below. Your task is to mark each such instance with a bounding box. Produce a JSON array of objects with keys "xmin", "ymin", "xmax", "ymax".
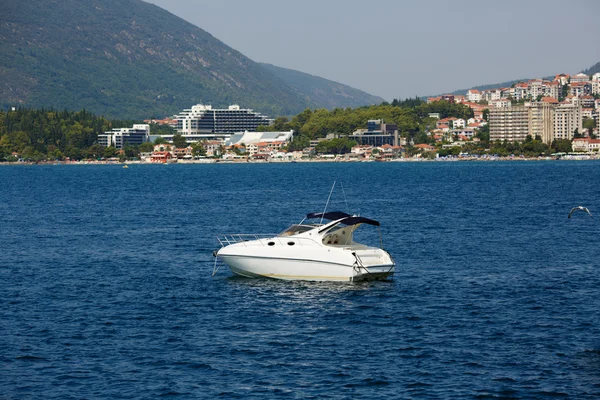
[{"xmin": 214, "ymin": 211, "xmax": 395, "ymax": 282}]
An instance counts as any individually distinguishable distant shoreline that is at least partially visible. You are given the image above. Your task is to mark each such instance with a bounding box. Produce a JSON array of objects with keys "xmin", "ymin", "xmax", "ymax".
[{"xmin": 2, "ymin": 156, "xmax": 599, "ymax": 166}]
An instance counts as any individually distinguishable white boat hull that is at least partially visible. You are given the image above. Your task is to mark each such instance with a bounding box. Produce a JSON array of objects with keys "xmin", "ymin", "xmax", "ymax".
[{"xmin": 218, "ymin": 246, "xmax": 395, "ymax": 282}]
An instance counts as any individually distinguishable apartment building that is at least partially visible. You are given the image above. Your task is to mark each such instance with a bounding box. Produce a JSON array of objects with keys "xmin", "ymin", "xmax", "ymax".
[
  {"xmin": 490, "ymin": 100, "xmax": 582, "ymax": 143},
  {"xmin": 466, "ymin": 89, "xmax": 482, "ymax": 102},
  {"xmin": 98, "ymin": 124, "xmax": 150, "ymax": 148},
  {"xmin": 174, "ymin": 104, "xmax": 273, "ymax": 139},
  {"xmin": 528, "ymin": 100, "xmax": 556, "ymax": 143},
  {"xmin": 570, "ymin": 82, "xmax": 592, "ymax": 97},
  {"xmin": 570, "ymin": 73, "xmax": 589, "ymax": 83},
  {"xmin": 349, "ymin": 119, "xmax": 399, "ymax": 147},
  {"xmin": 554, "ymin": 102, "xmax": 582, "ymax": 140},
  {"xmin": 489, "ymin": 106, "xmax": 529, "ymax": 142},
  {"xmin": 482, "ymin": 89, "xmax": 502, "ymax": 101}
]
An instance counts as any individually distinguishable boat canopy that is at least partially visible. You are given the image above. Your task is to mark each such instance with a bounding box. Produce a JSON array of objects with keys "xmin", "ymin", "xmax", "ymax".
[
  {"xmin": 306, "ymin": 211, "xmax": 352, "ymax": 220},
  {"xmin": 318, "ymin": 215, "xmax": 380, "ymax": 234},
  {"xmin": 340, "ymin": 216, "xmax": 380, "ymax": 227}
]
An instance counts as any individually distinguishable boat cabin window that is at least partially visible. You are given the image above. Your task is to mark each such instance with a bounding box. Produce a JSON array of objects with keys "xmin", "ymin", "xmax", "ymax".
[{"xmin": 278, "ymin": 224, "xmax": 313, "ymax": 237}]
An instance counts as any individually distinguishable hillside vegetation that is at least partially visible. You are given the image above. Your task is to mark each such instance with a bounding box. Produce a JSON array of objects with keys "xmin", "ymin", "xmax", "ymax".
[
  {"xmin": 582, "ymin": 61, "xmax": 600, "ymax": 76},
  {"xmin": 0, "ymin": 0, "xmax": 381, "ymax": 120},
  {"xmin": 259, "ymin": 63, "xmax": 384, "ymax": 109}
]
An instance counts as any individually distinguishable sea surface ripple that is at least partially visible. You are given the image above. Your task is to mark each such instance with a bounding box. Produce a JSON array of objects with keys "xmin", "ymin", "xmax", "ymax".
[{"xmin": 2, "ymin": 161, "xmax": 600, "ymax": 398}]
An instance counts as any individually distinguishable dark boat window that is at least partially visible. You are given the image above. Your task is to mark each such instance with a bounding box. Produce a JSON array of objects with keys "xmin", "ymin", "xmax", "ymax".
[
  {"xmin": 268, "ymin": 242, "xmax": 275, "ymax": 246},
  {"xmin": 287, "ymin": 242, "xmax": 295, "ymax": 246}
]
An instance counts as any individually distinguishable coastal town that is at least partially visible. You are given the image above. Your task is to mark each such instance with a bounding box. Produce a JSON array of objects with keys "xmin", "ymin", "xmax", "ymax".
[
  {"xmin": 3, "ymin": 72, "xmax": 600, "ymax": 164},
  {"xmin": 100, "ymin": 72, "xmax": 600, "ymax": 163}
]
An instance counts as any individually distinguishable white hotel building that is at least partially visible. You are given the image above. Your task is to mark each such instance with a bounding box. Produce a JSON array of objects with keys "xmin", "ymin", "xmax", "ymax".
[
  {"xmin": 98, "ymin": 124, "xmax": 150, "ymax": 148},
  {"xmin": 171, "ymin": 104, "xmax": 274, "ymax": 143}
]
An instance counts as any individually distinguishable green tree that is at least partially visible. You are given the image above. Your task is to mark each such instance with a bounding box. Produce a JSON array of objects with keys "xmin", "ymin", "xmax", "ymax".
[
  {"xmin": 103, "ymin": 146, "xmax": 118, "ymax": 159},
  {"xmin": 476, "ymin": 124, "xmax": 490, "ymax": 142},
  {"xmin": 191, "ymin": 141, "xmax": 207, "ymax": 157},
  {"xmin": 65, "ymin": 146, "xmax": 83, "ymax": 160},
  {"xmin": 413, "ymin": 131, "xmax": 430, "ymax": 145},
  {"xmin": 583, "ymin": 117, "xmax": 596, "ymax": 132},
  {"xmin": 172, "ymin": 134, "xmax": 187, "ymax": 148},
  {"xmin": 271, "ymin": 117, "xmax": 289, "ymax": 131},
  {"xmin": 149, "ymin": 123, "xmax": 174, "ymax": 135},
  {"xmin": 286, "ymin": 135, "xmax": 310, "ymax": 151},
  {"xmin": 87, "ymin": 144, "xmax": 105, "ymax": 159},
  {"xmin": 154, "ymin": 136, "xmax": 167, "ymax": 144},
  {"xmin": 138, "ymin": 142, "xmax": 154, "ymax": 153},
  {"xmin": 123, "ymin": 144, "xmax": 137, "ymax": 159},
  {"xmin": 551, "ymin": 139, "xmax": 572, "ymax": 153}
]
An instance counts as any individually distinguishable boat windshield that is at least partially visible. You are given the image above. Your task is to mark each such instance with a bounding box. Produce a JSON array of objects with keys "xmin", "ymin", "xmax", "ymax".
[{"xmin": 278, "ymin": 224, "xmax": 314, "ymax": 237}]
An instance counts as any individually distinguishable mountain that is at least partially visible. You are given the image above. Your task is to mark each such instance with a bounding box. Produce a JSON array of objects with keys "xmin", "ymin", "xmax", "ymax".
[
  {"xmin": 259, "ymin": 63, "xmax": 384, "ymax": 109},
  {"xmin": 582, "ymin": 61, "xmax": 600, "ymax": 76},
  {"xmin": 0, "ymin": 0, "xmax": 382, "ymax": 120}
]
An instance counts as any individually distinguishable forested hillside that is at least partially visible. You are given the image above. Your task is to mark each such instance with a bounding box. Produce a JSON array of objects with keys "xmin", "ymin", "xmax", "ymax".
[
  {"xmin": 0, "ymin": 108, "xmax": 131, "ymax": 161},
  {"xmin": 0, "ymin": 0, "xmax": 387, "ymax": 120},
  {"xmin": 259, "ymin": 63, "xmax": 385, "ymax": 109}
]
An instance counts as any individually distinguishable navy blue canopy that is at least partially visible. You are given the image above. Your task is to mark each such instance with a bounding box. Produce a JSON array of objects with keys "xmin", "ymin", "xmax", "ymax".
[
  {"xmin": 306, "ymin": 211, "xmax": 352, "ymax": 220},
  {"xmin": 341, "ymin": 216, "xmax": 380, "ymax": 227}
]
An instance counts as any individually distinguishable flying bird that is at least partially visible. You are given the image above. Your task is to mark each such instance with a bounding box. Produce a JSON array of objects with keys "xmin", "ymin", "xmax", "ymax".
[{"xmin": 568, "ymin": 206, "xmax": 593, "ymax": 219}]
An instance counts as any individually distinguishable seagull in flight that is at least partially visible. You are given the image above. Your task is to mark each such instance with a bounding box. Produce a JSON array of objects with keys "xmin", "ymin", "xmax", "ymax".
[{"xmin": 568, "ymin": 206, "xmax": 593, "ymax": 219}]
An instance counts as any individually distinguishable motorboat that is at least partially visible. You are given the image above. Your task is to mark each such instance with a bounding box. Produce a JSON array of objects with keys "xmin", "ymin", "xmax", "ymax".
[{"xmin": 213, "ymin": 211, "xmax": 395, "ymax": 282}]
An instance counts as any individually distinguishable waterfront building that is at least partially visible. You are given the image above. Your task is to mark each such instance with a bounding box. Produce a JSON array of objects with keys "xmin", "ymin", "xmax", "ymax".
[
  {"xmin": 415, "ymin": 144, "xmax": 436, "ymax": 152},
  {"xmin": 202, "ymin": 141, "xmax": 223, "ymax": 157},
  {"xmin": 98, "ymin": 124, "xmax": 150, "ymax": 148},
  {"xmin": 489, "ymin": 106, "xmax": 529, "ymax": 142},
  {"xmin": 490, "ymin": 100, "xmax": 582, "ymax": 143},
  {"xmin": 173, "ymin": 104, "xmax": 273, "ymax": 143},
  {"xmin": 245, "ymin": 141, "xmax": 286, "ymax": 157},
  {"xmin": 226, "ymin": 130, "xmax": 294, "ymax": 147},
  {"xmin": 349, "ymin": 120, "xmax": 399, "ymax": 147},
  {"xmin": 528, "ymin": 99, "xmax": 556, "ymax": 143},
  {"xmin": 173, "ymin": 147, "xmax": 193, "ymax": 160},
  {"xmin": 572, "ymin": 138, "xmax": 600, "ymax": 152},
  {"xmin": 553, "ymin": 101, "xmax": 582, "ymax": 140}
]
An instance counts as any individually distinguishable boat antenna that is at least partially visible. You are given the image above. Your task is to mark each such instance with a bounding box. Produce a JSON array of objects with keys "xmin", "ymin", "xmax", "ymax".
[
  {"xmin": 321, "ymin": 181, "xmax": 336, "ymax": 224},
  {"xmin": 340, "ymin": 181, "xmax": 349, "ymax": 215}
]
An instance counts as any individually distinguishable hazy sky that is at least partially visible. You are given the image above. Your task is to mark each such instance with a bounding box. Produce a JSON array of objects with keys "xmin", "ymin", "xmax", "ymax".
[{"xmin": 145, "ymin": 0, "xmax": 600, "ymax": 101}]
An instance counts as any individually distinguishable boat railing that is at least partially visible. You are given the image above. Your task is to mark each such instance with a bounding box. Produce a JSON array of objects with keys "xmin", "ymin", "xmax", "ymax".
[
  {"xmin": 217, "ymin": 234, "xmax": 275, "ymax": 247},
  {"xmin": 217, "ymin": 234, "xmax": 321, "ymax": 248}
]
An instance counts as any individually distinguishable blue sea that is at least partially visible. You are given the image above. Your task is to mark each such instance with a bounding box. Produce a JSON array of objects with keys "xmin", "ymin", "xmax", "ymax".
[{"xmin": 2, "ymin": 161, "xmax": 600, "ymax": 399}]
